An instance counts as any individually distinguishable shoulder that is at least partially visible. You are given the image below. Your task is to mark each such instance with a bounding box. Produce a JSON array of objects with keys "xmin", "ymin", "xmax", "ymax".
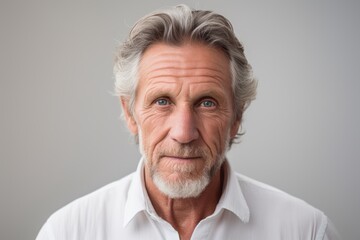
[
  {"xmin": 235, "ymin": 173, "xmax": 329, "ymax": 239},
  {"xmin": 235, "ymin": 172, "xmax": 324, "ymax": 217},
  {"xmin": 55, "ymin": 172, "xmax": 134, "ymax": 215},
  {"xmin": 37, "ymin": 173, "xmax": 135, "ymax": 239}
]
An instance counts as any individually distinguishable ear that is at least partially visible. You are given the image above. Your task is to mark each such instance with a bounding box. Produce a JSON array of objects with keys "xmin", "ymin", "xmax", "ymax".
[
  {"xmin": 120, "ymin": 97, "xmax": 138, "ymax": 135},
  {"xmin": 230, "ymin": 118, "xmax": 241, "ymax": 139},
  {"xmin": 230, "ymin": 107, "xmax": 243, "ymax": 138}
]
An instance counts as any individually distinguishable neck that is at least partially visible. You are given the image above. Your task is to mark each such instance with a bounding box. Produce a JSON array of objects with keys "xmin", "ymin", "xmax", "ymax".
[{"xmin": 144, "ymin": 163, "xmax": 226, "ymax": 240}]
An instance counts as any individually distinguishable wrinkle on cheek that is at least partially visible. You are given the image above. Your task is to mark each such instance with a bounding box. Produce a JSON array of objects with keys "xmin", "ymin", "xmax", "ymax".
[
  {"xmin": 139, "ymin": 109, "xmax": 171, "ymax": 132},
  {"xmin": 216, "ymin": 123, "xmax": 227, "ymax": 153},
  {"xmin": 137, "ymin": 107, "xmax": 170, "ymax": 160},
  {"xmin": 198, "ymin": 130, "xmax": 215, "ymax": 160},
  {"xmin": 206, "ymin": 115, "xmax": 231, "ymax": 156},
  {"xmin": 139, "ymin": 108, "xmax": 158, "ymax": 123}
]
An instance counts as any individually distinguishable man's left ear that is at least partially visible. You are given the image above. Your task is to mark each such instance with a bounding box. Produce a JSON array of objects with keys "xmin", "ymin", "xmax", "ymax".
[{"xmin": 230, "ymin": 118, "xmax": 241, "ymax": 139}]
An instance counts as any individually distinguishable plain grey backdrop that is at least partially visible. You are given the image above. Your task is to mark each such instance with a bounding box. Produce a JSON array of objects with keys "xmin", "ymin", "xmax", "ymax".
[{"xmin": 1, "ymin": 0, "xmax": 359, "ymax": 239}]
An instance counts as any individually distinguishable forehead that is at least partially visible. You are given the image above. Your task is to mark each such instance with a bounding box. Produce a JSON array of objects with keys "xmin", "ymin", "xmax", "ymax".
[{"xmin": 138, "ymin": 42, "xmax": 232, "ymax": 88}]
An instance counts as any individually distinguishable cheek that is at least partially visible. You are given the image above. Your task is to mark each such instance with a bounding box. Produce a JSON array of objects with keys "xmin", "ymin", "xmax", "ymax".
[
  {"xmin": 138, "ymin": 109, "xmax": 169, "ymax": 152},
  {"xmin": 199, "ymin": 115, "xmax": 232, "ymax": 154}
]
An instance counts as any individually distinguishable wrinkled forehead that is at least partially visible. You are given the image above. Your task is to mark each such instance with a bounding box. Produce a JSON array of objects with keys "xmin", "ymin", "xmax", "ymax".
[{"xmin": 138, "ymin": 41, "xmax": 232, "ymax": 86}]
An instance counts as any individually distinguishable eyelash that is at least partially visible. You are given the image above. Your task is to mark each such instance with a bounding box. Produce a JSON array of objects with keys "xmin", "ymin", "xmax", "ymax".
[
  {"xmin": 199, "ymin": 99, "xmax": 216, "ymax": 108},
  {"xmin": 154, "ymin": 98, "xmax": 171, "ymax": 106}
]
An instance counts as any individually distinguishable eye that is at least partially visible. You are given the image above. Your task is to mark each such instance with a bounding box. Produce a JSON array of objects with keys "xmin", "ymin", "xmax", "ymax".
[
  {"xmin": 154, "ymin": 98, "xmax": 171, "ymax": 106},
  {"xmin": 200, "ymin": 99, "xmax": 216, "ymax": 108}
]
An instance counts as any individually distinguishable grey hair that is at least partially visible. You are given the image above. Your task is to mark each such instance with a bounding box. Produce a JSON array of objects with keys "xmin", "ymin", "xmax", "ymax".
[{"xmin": 114, "ymin": 4, "xmax": 257, "ymax": 144}]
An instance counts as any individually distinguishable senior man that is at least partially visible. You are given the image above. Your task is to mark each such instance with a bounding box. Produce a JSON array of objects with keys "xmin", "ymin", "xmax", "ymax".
[{"xmin": 37, "ymin": 5, "xmax": 340, "ymax": 240}]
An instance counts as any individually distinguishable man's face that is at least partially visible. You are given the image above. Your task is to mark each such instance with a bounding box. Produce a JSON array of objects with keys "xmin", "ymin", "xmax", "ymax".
[{"xmin": 123, "ymin": 42, "xmax": 240, "ymax": 198}]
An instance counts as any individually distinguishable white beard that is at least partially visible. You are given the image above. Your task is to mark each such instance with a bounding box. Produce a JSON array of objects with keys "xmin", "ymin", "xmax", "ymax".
[
  {"xmin": 152, "ymin": 169, "xmax": 211, "ymax": 198},
  {"xmin": 138, "ymin": 129, "xmax": 229, "ymax": 199}
]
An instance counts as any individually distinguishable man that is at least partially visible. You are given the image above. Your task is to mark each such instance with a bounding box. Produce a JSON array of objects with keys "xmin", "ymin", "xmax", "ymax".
[{"xmin": 37, "ymin": 5, "xmax": 340, "ymax": 240}]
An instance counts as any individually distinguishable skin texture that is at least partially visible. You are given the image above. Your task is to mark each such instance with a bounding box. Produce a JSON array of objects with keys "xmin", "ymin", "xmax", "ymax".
[{"xmin": 121, "ymin": 41, "xmax": 240, "ymax": 240}]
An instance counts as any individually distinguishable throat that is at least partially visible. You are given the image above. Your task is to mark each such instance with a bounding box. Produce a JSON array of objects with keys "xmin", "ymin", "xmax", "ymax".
[{"xmin": 144, "ymin": 163, "xmax": 226, "ymax": 239}]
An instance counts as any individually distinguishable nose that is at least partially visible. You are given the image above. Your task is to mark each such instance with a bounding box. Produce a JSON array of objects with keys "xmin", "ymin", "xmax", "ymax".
[{"xmin": 169, "ymin": 106, "xmax": 199, "ymax": 144}]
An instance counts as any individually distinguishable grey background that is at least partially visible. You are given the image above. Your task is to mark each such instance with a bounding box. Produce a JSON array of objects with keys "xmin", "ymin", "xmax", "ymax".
[{"xmin": 1, "ymin": 0, "xmax": 359, "ymax": 239}]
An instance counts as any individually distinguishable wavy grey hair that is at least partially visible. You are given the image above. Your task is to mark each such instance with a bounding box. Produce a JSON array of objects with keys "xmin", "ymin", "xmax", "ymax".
[{"xmin": 114, "ymin": 4, "xmax": 257, "ymax": 144}]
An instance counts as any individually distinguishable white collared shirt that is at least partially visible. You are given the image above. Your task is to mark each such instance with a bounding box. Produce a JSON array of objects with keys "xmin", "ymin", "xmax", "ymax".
[{"xmin": 36, "ymin": 159, "xmax": 340, "ymax": 239}]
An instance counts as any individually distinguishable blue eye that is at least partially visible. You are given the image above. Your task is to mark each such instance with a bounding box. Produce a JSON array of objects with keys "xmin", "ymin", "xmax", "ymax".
[
  {"xmin": 155, "ymin": 98, "xmax": 170, "ymax": 106},
  {"xmin": 200, "ymin": 100, "xmax": 216, "ymax": 108}
]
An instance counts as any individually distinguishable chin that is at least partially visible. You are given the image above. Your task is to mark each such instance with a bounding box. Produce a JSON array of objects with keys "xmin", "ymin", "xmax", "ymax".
[{"xmin": 152, "ymin": 171, "xmax": 211, "ymax": 199}]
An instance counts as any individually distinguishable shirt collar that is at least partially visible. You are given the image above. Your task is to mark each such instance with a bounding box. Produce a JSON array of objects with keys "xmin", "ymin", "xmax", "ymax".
[
  {"xmin": 123, "ymin": 158, "xmax": 147, "ymax": 227},
  {"xmin": 123, "ymin": 158, "xmax": 250, "ymax": 227},
  {"xmin": 215, "ymin": 160, "xmax": 250, "ymax": 223}
]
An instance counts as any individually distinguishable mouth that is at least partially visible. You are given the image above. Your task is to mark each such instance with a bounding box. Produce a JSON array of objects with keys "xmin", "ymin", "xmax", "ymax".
[{"xmin": 161, "ymin": 156, "xmax": 201, "ymax": 161}]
